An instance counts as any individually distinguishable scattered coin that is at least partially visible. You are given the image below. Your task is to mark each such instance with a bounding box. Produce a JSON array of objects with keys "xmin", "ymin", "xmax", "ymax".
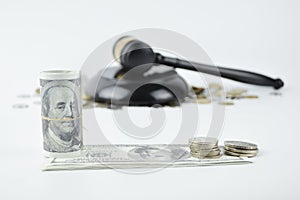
[
  {"xmin": 192, "ymin": 86, "xmax": 205, "ymax": 95},
  {"xmin": 167, "ymin": 100, "xmax": 180, "ymax": 107},
  {"xmin": 208, "ymin": 83, "xmax": 222, "ymax": 90},
  {"xmin": 82, "ymin": 95, "xmax": 93, "ymax": 101},
  {"xmin": 270, "ymin": 91, "xmax": 282, "ymax": 96},
  {"xmin": 94, "ymin": 102, "xmax": 109, "ymax": 108},
  {"xmin": 33, "ymin": 101, "xmax": 41, "ymax": 105},
  {"xmin": 218, "ymin": 101, "xmax": 234, "ymax": 106},
  {"xmin": 242, "ymin": 95, "xmax": 258, "ymax": 99},
  {"xmin": 197, "ymin": 98, "xmax": 211, "ymax": 104},
  {"xmin": 17, "ymin": 94, "xmax": 31, "ymax": 98},
  {"xmin": 213, "ymin": 90, "xmax": 226, "ymax": 97},
  {"xmin": 12, "ymin": 103, "xmax": 29, "ymax": 109},
  {"xmin": 228, "ymin": 88, "xmax": 247, "ymax": 95},
  {"xmin": 197, "ymin": 94, "xmax": 207, "ymax": 99},
  {"xmin": 35, "ymin": 88, "xmax": 40, "ymax": 95},
  {"xmin": 116, "ymin": 73, "xmax": 124, "ymax": 80}
]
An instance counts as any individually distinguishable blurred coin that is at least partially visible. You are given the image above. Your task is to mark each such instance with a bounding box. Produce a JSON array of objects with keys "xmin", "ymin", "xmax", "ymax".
[
  {"xmin": 17, "ymin": 94, "xmax": 31, "ymax": 98},
  {"xmin": 12, "ymin": 103, "xmax": 29, "ymax": 109},
  {"xmin": 224, "ymin": 140, "xmax": 258, "ymax": 150},
  {"xmin": 95, "ymin": 102, "xmax": 108, "ymax": 108},
  {"xmin": 197, "ymin": 98, "xmax": 211, "ymax": 104},
  {"xmin": 167, "ymin": 100, "xmax": 180, "ymax": 107},
  {"xmin": 226, "ymin": 94, "xmax": 241, "ymax": 100},
  {"xmin": 116, "ymin": 73, "xmax": 124, "ymax": 80},
  {"xmin": 242, "ymin": 95, "xmax": 258, "ymax": 99},
  {"xmin": 197, "ymin": 94, "xmax": 207, "ymax": 99},
  {"xmin": 208, "ymin": 83, "xmax": 222, "ymax": 90},
  {"xmin": 270, "ymin": 91, "xmax": 282, "ymax": 96},
  {"xmin": 192, "ymin": 86, "xmax": 205, "ymax": 95},
  {"xmin": 228, "ymin": 88, "xmax": 247, "ymax": 95},
  {"xmin": 35, "ymin": 88, "xmax": 40, "ymax": 95},
  {"xmin": 33, "ymin": 101, "xmax": 41, "ymax": 105},
  {"xmin": 82, "ymin": 95, "xmax": 93, "ymax": 101},
  {"xmin": 218, "ymin": 101, "xmax": 234, "ymax": 106},
  {"xmin": 214, "ymin": 90, "xmax": 226, "ymax": 97}
]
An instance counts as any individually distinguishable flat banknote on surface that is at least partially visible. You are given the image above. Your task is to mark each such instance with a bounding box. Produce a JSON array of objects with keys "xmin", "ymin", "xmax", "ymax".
[{"xmin": 44, "ymin": 144, "xmax": 252, "ymax": 171}]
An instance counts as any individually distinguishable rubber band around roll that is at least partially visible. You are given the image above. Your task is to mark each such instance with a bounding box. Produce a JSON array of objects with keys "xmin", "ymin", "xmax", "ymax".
[{"xmin": 41, "ymin": 116, "xmax": 81, "ymax": 121}]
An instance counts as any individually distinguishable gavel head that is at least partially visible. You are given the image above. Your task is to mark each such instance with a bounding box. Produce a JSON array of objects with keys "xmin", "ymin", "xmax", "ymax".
[{"xmin": 113, "ymin": 36, "xmax": 156, "ymax": 73}]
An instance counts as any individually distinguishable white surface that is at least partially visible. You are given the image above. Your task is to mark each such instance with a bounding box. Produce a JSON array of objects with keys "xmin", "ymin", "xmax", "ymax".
[{"xmin": 1, "ymin": 0, "xmax": 300, "ymax": 199}]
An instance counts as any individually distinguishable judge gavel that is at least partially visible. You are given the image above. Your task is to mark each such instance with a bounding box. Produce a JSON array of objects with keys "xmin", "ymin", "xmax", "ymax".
[{"xmin": 113, "ymin": 36, "xmax": 284, "ymax": 89}]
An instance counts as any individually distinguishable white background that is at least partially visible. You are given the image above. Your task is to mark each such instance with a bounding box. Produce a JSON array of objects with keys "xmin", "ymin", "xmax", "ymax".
[{"xmin": 0, "ymin": 0, "xmax": 300, "ymax": 199}]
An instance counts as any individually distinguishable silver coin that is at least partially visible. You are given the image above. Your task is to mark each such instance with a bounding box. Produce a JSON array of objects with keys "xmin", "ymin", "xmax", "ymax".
[
  {"xmin": 190, "ymin": 147, "xmax": 220, "ymax": 154},
  {"xmin": 191, "ymin": 151, "xmax": 221, "ymax": 159},
  {"xmin": 224, "ymin": 146, "xmax": 258, "ymax": 154},
  {"xmin": 191, "ymin": 149, "xmax": 221, "ymax": 157},
  {"xmin": 189, "ymin": 144, "xmax": 219, "ymax": 151},
  {"xmin": 224, "ymin": 140, "xmax": 258, "ymax": 150},
  {"xmin": 224, "ymin": 150, "xmax": 257, "ymax": 158},
  {"xmin": 189, "ymin": 137, "xmax": 218, "ymax": 145}
]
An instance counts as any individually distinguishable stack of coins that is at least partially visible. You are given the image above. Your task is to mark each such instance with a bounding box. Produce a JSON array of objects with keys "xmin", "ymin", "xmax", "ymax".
[
  {"xmin": 189, "ymin": 137, "xmax": 221, "ymax": 159},
  {"xmin": 224, "ymin": 141, "xmax": 258, "ymax": 158}
]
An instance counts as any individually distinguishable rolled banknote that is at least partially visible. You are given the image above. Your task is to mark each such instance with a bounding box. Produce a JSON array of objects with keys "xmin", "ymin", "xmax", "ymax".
[{"xmin": 40, "ymin": 70, "xmax": 82, "ymax": 157}]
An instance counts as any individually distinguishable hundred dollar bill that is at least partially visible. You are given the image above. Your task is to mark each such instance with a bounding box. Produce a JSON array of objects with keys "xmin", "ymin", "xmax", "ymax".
[
  {"xmin": 43, "ymin": 144, "xmax": 252, "ymax": 171},
  {"xmin": 40, "ymin": 70, "xmax": 83, "ymax": 157}
]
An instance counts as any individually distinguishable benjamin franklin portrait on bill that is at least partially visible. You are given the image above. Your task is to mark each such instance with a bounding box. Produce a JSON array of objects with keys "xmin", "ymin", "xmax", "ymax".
[{"xmin": 41, "ymin": 80, "xmax": 82, "ymax": 153}]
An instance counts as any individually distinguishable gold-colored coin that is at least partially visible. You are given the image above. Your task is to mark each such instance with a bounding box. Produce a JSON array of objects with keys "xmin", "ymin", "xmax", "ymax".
[
  {"xmin": 35, "ymin": 88, "xmax": 40, "ymax": 95},
  {"xmin": 242, "ymin": 95, "xmax": 258, "ymax": 99},
  {"xmin": 218, "ymin": 101, "xmax": 234, "ymax": 106},
  {"xmin": 214, "ymin": 90, "xmax": 226, "ymax": 97},
  {"xmin": 94, "ymin": 102, "xmax": 108, "ymax": 108},
  {"xmin": 228, "ymin": 88, "xmax": 247, "ymax": 95},
  {"xmin": 82, "ymin": 95, "xmax": 93, "ymax": 101},
  {"xmin": 208, "ymin": 83, "xmax": 222, "ymax": 90},
  {"xmin": 197, "ymin": 98, "xmax": 211, "ymax": 104},
  {"xmin": 116, "ymin": 73, "xmax": 124, "ymax": 80},
  {"xmin": 197, "ymin": 94, "xmax": 207, "ymax": 99}
]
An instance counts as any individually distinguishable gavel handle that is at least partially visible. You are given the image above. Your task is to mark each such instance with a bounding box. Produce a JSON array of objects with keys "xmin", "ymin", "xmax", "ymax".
[{"xmin": 156, "ymin": 53, "xmax": 284, "ymax": 89}]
